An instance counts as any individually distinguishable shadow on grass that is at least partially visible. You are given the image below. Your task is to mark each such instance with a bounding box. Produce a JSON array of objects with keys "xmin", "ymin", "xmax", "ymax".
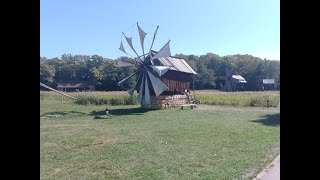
[
  {"xmin": 89, "ymin": 107, "xmax": 155, "ymax": 117},
  {"xmin": 251, "ymin": 113, "xmax": 280, "ymax": 126},
  {"xmin": 40, "ymin": 111, "xmax": 87, "ymax": 117}
]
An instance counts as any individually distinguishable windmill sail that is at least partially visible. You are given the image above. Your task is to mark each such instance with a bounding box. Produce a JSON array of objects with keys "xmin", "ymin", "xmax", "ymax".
[
  {"xmin": 137, "ymin": 23, "xmax": 147, "ymax": 59},
  {"xmin": 117, "ymin": 72, "xmax": 136, "ymax": 86},
  {"xmin": 114, "ymin": 60, "xmax": 134, "ymax": 68},
  {"xmin": 150, "ymin": 65, "xmax": 170, "ymax": 77},
  {"xmin": 119, "ymin": 41, "xmax": 126, "ymax": 54},
  {"xmin": 149, "ymin": 25, "xmax": 159, "ymax": 60},
  {"xmin": 123, "ymin": 33, "xmax": 143, "ymax": 61},
  {"xmin": 151, "ymin": 40, "xmax": 171, "ymax": 61},
  {"xmin": 146, "ymin": 68, "xmax": 168, "ymax": 96},
  {"xmin": 144, "ymin": 75, "xmax": 151, "ymax": 104},
  {"xmin": 136, "ymin": 74, "xmax": 144, "ymax": 102},
  {"xmin": 128, "ymin": 73, "xmax": 142, "ymax": 96},
  {"xmin": 119, "ymin": 41, "xmax": 134, "ymax": 58},
  {"xmin": 40, "ymin": 82, "xmax": 77, "ymax": 100}
]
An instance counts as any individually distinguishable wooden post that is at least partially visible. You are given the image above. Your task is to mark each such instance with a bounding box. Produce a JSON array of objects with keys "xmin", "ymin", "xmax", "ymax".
[{"xmin": 192, "ymin": 78, "xmax": 196, "ymax": 101}]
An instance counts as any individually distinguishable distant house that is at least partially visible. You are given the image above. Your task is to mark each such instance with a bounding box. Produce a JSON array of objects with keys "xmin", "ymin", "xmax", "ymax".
[
  {"xmin": 57, "ymin": 81, "xmax": 96, "ymax": 92},
  {"xmin": 262, "ymin": 79, "xmax": 276, "ymax": 90}
]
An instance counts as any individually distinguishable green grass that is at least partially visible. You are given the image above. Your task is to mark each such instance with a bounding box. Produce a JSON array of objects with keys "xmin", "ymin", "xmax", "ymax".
[{"xmin": 41, "ymin": 98, "xmax": 280, "ymax": 179}]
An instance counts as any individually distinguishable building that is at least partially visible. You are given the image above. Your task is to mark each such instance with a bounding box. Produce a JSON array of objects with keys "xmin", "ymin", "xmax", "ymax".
[
  {"xmin": 57, "ymin": 81, "xmax": 96, "ymax": 92},
  {"xmin": 262, "ymin": 79, "xmax": 276, "ymax": 90}
]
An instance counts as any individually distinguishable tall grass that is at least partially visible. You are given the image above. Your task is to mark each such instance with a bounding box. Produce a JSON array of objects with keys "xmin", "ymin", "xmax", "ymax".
[
  {"xmin": 75, "ymin": 95, "xmax": 138, "ymax": 105},
  {"xmin": 40, "ymin": 91, "xmax": 138, "ymax": 106},
  {"xmin": 194, "ymin": 90, "xmax": 280, "ymax": 107},
  {"xmin": 40, "ymin": 90, "xmax": 280, "ymax": 107}
]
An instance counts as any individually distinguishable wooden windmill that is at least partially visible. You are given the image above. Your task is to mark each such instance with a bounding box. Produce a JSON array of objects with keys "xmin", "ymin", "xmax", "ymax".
[
  {"xmin": 222, "ymin": 67, "xmax": 247, "ymax": 92},
  {"xmin": 115, "ymin": 23, "xmax": 197, "ymax": 109}
]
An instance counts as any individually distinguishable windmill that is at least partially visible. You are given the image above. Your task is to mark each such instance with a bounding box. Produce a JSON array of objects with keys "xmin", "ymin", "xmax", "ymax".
[
  {"xmin": 222, "ymin": 67, "xmax": 247, "ymax": 92},
  {"xmin": 115, "ymin": 23, "xmax": 196, "ymax": 108}
]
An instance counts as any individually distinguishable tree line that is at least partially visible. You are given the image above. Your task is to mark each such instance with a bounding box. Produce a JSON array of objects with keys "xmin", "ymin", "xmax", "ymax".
[{"xmin": 40, "ymin": 53, "xmax": 279, "ymax": 91}]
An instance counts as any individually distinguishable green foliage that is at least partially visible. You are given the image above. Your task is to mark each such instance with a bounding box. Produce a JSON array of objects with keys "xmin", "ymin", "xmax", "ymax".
[
  {"xmin": 40, "ymin": 57, "xmax": 56, "ymax": 87},
  {"xmin": 41, "ymin": 53, "xmax": 279, "ymax": 91}
]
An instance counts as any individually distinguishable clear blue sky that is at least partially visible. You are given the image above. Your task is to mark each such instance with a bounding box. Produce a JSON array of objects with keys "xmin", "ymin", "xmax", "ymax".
[{"xmin": 40, "ymin": 0, "xmax": 279, "ymax": 60}]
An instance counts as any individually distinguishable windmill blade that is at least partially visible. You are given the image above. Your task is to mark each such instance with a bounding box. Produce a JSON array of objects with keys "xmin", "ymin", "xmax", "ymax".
[
  {"xmin": 149, "ymin": 25, "xmax": 159, "ymax": 59},
  {"xmin": 127, "ymin": 87, "xmax": 135, "ymax": 96},
  {"xmin": 150, "ymin": 65, "xmax": 170, "ymax": 77},
  {"xmin": 146, "ymin": 68, "xmax": 169, "ymax": 96},
  {"xmin": 151, "ymin": 40, "xmax": 171, "ymax": 61},
  {"xmin": 119, "ymin": 41, "xmax": 135, "ymax": 58},
  {"xmin": 117, "ymin": 72, "xmax": 136, "ymax": 86},
  {"xmin": 40, "ymin": 82, "xmax": 77, "ymax": 100},
  {"xmin": 114, "ymin": 60, "xmax": 135, "ymax": 68},
  {"xmin": 123, "ymin": 32, "xmax": 143, "ymax": 62},
  {"xmin": 119, "ymin": 41, "xmax": 126, "ymax": 53},
  {"xmin": 136, "ymin": 73, "xmax": 144, "ymax": 102},
  {"xmin": 225, "ymin": 68, "xmax": 233, "ymax": 92},
  {"xmin": 127, "ymin": 73, "xmax": 142, "ymax": 96},
  {"xmin": 137, "ymin": 22, "xmax": 147, "ymax": 59},
  {"xmin": 144, "ymin": 75, "xmax": 151, "ymax": 104}
]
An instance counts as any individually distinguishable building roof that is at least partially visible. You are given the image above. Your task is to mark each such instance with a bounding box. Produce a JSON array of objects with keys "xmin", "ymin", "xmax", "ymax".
[
  {"xmin": 57, "ymin": 84, "xmax": 83, "ymax": 88},
  {"xmin": 57, "ymin": 81, "xmax": 95, "ymax": 89},
  {"xmin": 232, "ymin": 75, "xmax": 247, "ymax": 83},
  {"xmin": 156, "ymin": 56, "xmax": 197, "ymax": 74}
]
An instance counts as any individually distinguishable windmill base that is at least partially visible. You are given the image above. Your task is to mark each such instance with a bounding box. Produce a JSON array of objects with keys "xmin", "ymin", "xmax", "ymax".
[{"xmin": 141, "ymin": 95, "xmax": 187, "ymax": 109}]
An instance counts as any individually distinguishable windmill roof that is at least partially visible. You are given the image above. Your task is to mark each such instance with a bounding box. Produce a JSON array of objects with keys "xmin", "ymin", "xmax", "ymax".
[
  {"xmin": 156, "ymin": 56, "xmax": 197, "ymax": 74},
  {"xmin": 232, "ymin": 75, "xmax": 247, "ymax": 83}
]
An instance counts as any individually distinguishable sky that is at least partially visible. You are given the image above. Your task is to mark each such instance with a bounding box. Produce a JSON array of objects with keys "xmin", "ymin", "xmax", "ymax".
[{"xmin": 40, "ymin": 0, "xmax": 280, "ymax": 60}]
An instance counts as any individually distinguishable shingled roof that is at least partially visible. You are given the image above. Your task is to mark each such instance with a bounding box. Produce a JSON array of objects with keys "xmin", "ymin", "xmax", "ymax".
[{"xmin": 156, "ymin": 56, "xmax": 197, "ymax": 74}]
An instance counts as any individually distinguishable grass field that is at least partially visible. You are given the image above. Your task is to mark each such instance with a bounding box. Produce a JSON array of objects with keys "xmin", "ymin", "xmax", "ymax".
[
  {"xmin": 40, "ymin": 90, "xmax": 280, "ymax": 107},
  {"xmin": 195, "ymin": 90, "xmax": 280, "ymax": 107},
  {"xmin": 40, "ymin": 92, "xmax": 280, "ymax": 180}
]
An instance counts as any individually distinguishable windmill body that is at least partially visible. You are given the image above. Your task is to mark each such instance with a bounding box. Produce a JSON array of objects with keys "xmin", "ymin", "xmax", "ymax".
[{"xmin": 116, "ymin": 23, "xmax": 196, "ymax": 109}]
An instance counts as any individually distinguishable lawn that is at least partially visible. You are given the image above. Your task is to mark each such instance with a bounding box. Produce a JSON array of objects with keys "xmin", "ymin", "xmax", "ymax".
[{"xmin": 40, "ymin": 97, "xmax": 280, "ymax": 179}]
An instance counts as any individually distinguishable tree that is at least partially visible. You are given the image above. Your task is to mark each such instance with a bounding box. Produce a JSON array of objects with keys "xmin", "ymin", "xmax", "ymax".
[{"xmin": 40, "ymin": 57, "xmax": 56, "ymax": 85}]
